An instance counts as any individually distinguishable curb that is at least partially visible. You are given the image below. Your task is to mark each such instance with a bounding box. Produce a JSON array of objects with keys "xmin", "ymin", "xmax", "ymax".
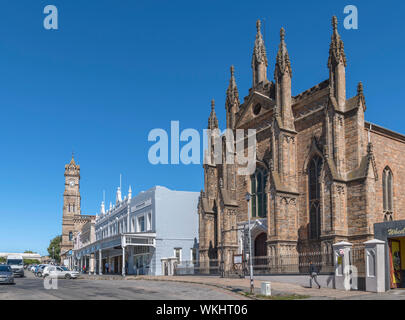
[{"xmin": 133, "ymin": 277, "xmax": 261, "ymax": 300}]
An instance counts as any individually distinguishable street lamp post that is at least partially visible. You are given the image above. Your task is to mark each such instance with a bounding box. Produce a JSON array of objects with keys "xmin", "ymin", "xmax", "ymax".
[{"xmin": 245, "ymin": 192, "xmax": 254, "ymax": 294}]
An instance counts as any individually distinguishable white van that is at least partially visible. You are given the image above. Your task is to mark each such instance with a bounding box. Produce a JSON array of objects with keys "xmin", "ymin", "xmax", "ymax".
[{"xmin": 6, "ymin": 255, "xmax": 24, "ymax": 277}]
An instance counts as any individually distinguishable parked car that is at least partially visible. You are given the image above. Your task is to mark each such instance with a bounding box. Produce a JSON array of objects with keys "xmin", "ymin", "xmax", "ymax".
[
  {"xmin": 43, "ymin": 266, "xmax": 79, "ymax": 279},
  {"xmin": 35, "ymin": 264, "xmax": 49, "ymax": 278},
  {"xmin": 0, "ymin": 265, "xmax": 15, "ymax": 284},
  {"xmin": 6, "ymin": 255, "xmax": 24, "ymax": 278}
]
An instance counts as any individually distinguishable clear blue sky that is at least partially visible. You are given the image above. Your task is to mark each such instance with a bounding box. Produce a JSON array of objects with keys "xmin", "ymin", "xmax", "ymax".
[{"xmin": 0, "ymin": 0, "xmax": 403, "ymax": 255}]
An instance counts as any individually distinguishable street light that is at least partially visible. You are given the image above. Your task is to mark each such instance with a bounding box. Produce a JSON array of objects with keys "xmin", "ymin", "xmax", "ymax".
[{"xmin": 245, "ymin": 192, "xmax": 254, "ymax": 295}]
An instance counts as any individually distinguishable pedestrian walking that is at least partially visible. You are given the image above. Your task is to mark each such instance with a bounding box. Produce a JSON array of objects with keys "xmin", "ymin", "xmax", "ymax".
[
  {"xmin": 309, "ymin": 260, "xmax": 321, "ymax": 289},
  {"xmin": 105, "ymin": 262, "xmax": 109, "ymax": 274}
]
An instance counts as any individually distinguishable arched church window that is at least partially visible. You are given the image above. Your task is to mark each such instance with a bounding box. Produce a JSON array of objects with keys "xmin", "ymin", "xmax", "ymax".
[
  {"xmin": 69, "ymin": 231, "xmax": 73, "ymax": 241},
  {"xmin": 383, "ymin": 167, "xmax": 394, "ymax": 221},
  {"xmin": 251, "ymin": 167, "xmax": 268, "ymax": 218},
  {"xmin": 308, "ymin": 156, "xmax": 323, "ymax": 240},
  {"xmin": 213, "ymin": 204, "xmax": 218, "ymax": 248}
]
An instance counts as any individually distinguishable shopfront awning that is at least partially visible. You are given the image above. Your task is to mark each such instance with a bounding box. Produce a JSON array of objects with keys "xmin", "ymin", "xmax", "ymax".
[{"xmin": 74, "ymin": 232, "xmax": 156, "ymax": 258}]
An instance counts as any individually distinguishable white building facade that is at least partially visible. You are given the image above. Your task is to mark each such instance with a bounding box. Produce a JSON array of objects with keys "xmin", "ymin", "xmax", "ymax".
[{"xmin": 72, "ymin": 186, "xmax": 199, "ymax": 276}]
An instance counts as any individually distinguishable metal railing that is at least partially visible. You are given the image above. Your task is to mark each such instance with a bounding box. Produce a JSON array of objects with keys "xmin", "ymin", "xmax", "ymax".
[
  {"xmin": 174, "ymin": 251, "xmax": 335, "ymax": 276},
  {"xmin": 351, "ymin": 245, "xmax": 366, "ymax": 277}
]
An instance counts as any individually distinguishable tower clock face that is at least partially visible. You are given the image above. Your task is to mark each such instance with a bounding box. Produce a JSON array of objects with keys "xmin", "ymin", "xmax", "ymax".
[{"xmin": 69, "ymin": 180, "xmax": 75, "ymax": 187}]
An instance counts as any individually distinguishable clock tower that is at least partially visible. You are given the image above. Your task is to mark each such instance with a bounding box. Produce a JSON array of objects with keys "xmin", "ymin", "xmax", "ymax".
[{"xmin": 61, "ymin": 154, "xmax": 82, "ymax": 255}]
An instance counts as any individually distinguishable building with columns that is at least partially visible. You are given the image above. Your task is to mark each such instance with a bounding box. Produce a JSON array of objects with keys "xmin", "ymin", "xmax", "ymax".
[
  {"xmin": 73, "ymin": 186, "xmax": 199, "ymax": 276},
  {"xmin": 198, "ymin": 17, "xmax": 405, "ymax": 275},
  {"xmin": 60, "ymin": 155, "xmax": 95, "ymax": 263}
]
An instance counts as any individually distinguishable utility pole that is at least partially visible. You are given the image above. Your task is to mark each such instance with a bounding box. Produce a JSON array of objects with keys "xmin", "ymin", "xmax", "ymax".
[{"xmin": 245, "ymin": 192, "xmax": 254, "ymax": 294}]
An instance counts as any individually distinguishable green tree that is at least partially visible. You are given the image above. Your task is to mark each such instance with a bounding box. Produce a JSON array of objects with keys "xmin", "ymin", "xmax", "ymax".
[
  {"xmin": 47, "ymin": 235, "xmax": 62, "ymax": 263},
  {"xmin": 0, "ymin": 257, "xmax": 5, "ymax": 263},
  {"xmin": 24, "ymin": 259, "xmax": 40, "ymax": 265},
  {"xmin": 24, "ymin": 250, "xmax": 35, "ymax": 254}
]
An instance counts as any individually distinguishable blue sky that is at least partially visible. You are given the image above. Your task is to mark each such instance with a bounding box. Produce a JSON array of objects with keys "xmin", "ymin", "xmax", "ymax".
[{"xmin": 0, "ymin": 0, "xmax": 403, "ymax": 255}]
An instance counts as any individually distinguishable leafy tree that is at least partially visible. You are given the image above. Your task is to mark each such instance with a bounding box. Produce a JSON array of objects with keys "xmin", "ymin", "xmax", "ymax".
[
  {"xmin": 47, "ymin": 235, "xmax": 62, "ymax": 262},
  {"xmin": 0, "ymin": 257, "xmax": 5, "ymax": 263},
  {"xmin": 24, "ymin": 259, "xmax": 40, "ymax": 265},
  {"xmin": 24, "ymin": 250, "xmax": 35, "ymax": 254}
]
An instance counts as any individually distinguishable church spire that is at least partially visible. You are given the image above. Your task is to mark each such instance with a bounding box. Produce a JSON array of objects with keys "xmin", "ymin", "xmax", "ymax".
[
  {"xmin": 70, "ymin": 151, "xmax": 76, "ymax": 165},
  {"xmin": 275, "ymin": 28, "xmax": 294, "ymax": 130},
  {"xmin": 275, "ymin": 28, "xmax": 292, "ymax": 77},
  {"xmin": 226, "ymin": 66, "xmax": 239, "ymax": 129},
  {"xmin": 328, "ymin": 16, "xmax": 347, "ymax": 69},
  {"xmin": 328, "ymin": 16, "xmax": 347, "ymax": 109},
  {"xmin": 357, "ymin": 81, "xmax": 366, "ymax": 110},
  {"xmin": 208, "ymin": 99, "xmax": 219, "ymax": 129},
  {"xmin": 252, "ymin": 19, "xmax": 268, "ymax": 87}
]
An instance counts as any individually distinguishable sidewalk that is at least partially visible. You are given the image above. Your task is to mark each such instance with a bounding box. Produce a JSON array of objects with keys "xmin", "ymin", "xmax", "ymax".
[
  {"xmin": 132, "ymin": 275, "xmax": 374, "ymax": 300},
  {"xmin": 78, "ymin": 274, "xmax": 124, "ymax": 280}
]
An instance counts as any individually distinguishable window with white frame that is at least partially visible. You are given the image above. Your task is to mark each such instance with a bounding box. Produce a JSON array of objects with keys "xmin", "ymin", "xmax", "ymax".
[
  {"xmin": 147, "ymin": 212, "xmax": 152, "ymax": 231},
  {"xmin": 137, "ymin": 215, "xmax": 145, "ymax": 232}
]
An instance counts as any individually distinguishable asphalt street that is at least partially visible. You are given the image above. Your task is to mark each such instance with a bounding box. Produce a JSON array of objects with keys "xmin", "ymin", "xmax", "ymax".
[{"xmin": 0, "ymin": 271, "xmax": 247, "ymax": 300}]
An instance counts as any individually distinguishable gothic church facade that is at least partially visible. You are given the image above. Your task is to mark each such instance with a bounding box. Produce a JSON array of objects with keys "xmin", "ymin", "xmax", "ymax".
[{"xmin": 198, "ymin": 17, "xmax": 405, "ymax": 270}]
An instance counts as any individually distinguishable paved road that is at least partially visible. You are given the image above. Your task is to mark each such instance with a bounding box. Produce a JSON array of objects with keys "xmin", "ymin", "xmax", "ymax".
[{"xmin": 0, "ymin": 271, "xmax": 246, "ymax": 300}]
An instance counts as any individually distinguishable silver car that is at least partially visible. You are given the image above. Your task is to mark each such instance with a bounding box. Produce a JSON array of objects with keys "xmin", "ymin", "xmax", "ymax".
[
  {"xmin": 43, "ymin": 266, "xmax": 79, "ymax": 279},
  {"xmin": 0, "ymin": 265, "xmax": 15, "ymax": 284}
]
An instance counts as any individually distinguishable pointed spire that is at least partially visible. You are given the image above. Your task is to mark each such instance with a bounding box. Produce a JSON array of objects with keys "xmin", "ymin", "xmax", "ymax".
[
  {"xmin": 252, "ymin": 19, "xmax": 268, "ymax": 86},
  {"xmin": 109, "ymin": 202, "xmax": 112, "ymax": 211},
  {"xmin": 357, "ymin": 82, "xmax": 363, "ymax": 95},
  {"xmin": 275, "ymin": 27, "xmax": 292, "ymax": 77},
  {"xmin": 226, "ymin": 65, "xmax": 239, "ymax": 107},
  {"xmin": 225, "ymin": 66, "xmax": 240, "ymax": 129},
  {"xmin": 101, "ymin": 201, "xmax": 105, "ymax": 214},
  {"xmin": 357, "ymin": 81, "xmax": 366, "ymax": 109},
  {"xmin": 128, "ymin": 185, "xmax": 132, "ymax": 200},
  {"xmin": 69, "ymin": 151, "xmax": 76, "ymax": 165},
  {"xmin": 252, "ymin": 20, "xmax": 267, "ymax": 66},
  {"xmin": 208, "ymin": 99, "xmax": 219, "ymax": 129},
  {"xmin": 328, "ymin": 16, "xmax": 347, "ymax": 68},
  {"xmin": 116, "ymin": 187, "xmax": 122, "ymax": 203}
]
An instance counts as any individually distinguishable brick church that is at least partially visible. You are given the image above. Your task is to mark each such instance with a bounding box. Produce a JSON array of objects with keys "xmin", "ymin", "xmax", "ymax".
[{"xmin": 198, "ymin": 17, "xmax": 405, "ymax": 272}]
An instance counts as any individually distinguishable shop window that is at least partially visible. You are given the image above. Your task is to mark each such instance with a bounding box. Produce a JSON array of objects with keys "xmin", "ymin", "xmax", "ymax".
[{"xmin": 383, "ymin": 167, "xmax": 394, "ymax": 221}]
